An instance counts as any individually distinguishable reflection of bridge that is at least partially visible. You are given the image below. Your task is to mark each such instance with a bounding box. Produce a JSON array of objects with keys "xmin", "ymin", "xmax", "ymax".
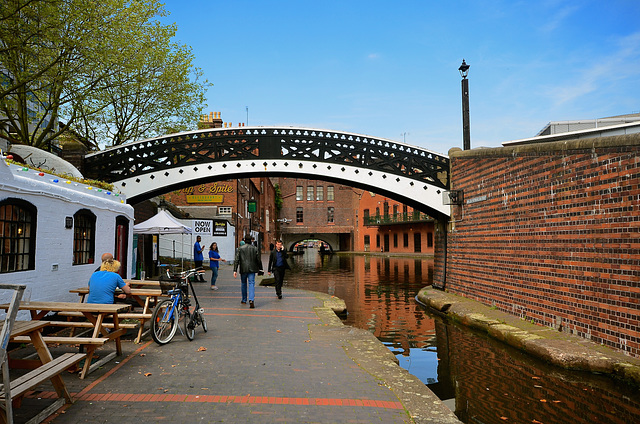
[{"xmin": 83, "ymin": 126, "xmax": 450, "ymax": 218}]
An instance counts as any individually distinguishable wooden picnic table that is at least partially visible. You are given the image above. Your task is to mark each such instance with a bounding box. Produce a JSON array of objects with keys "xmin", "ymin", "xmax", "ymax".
[
  {"xmin": 69, "ymin": 287, "xmax": 166, "ymax": 343},
  {"xmin": 0, "ymin": 320, "xmax": 85, "ymax": 423},
  {"xmin": 0, "ymin": 302, "xmax": 129, "ymax": 379},
  {"xmin": 124, "ymin": 279, "xmax": 162, "ymax": 288}
]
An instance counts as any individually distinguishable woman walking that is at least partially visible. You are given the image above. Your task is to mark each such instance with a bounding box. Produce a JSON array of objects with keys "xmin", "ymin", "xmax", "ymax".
[{"xmin": 208, "ymin": 242, "xmax": 225, "ymax": 290}]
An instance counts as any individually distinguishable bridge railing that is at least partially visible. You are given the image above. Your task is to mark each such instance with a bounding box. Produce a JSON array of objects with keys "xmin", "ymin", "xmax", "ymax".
[{"xmin": 363, "ymin": 212, "xmax": 433, "ymax": 226}]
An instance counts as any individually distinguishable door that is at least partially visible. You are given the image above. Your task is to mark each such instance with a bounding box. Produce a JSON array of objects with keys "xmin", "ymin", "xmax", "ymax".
[{"xmin": 115, "ymin": 216, "xmax": 129, "ymax": 278}]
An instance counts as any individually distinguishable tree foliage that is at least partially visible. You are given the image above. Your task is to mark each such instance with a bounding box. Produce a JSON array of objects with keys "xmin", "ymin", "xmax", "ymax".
[{"xmin": 0, "ymin": 0, "xmax": 210, "ymax": 149}]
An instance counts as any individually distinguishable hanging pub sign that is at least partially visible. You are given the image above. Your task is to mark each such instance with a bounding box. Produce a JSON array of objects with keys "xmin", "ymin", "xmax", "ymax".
[
  {"xmin": 213, "ymin": 220, "xmax": 227, "ymax": 237},
  {"xmin": 193, "ymin": 219, "xmax": 213, "ymax": 236}
]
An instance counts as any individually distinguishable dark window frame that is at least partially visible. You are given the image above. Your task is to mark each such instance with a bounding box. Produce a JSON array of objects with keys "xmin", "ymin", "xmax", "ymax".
[
  {"xmin": 73, "ymin": 209, "xmax": 96, "ymax": 265},
  {"xmin": 0, "ymin": 198, "xmax": 37, "ymax": 273}
]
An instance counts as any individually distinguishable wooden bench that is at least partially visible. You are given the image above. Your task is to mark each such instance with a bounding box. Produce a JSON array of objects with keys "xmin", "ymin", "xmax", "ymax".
[
  {"xmin": 1, "ymin": 352, "xmax": 86, "ymax": 400},
  {"xmin": 0, "ymin": 317, "xmax": 85, "ymax": 424}
]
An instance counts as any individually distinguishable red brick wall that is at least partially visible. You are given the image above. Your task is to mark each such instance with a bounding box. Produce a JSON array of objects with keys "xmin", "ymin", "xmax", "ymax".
[{"xmin": 446, "ymin": 134, "xmax": 640, "ymax": 357}]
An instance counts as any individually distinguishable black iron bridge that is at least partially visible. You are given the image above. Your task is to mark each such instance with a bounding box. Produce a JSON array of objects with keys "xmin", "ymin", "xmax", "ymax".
[{"xmin": 84, "ymin": 126, "xmax": 450, "ymax": 217}]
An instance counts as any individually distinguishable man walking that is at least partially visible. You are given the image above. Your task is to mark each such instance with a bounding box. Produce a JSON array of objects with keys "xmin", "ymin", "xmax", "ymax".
[
  {"xmin": 193, "ymin": 235, "xmax": 205, "ymax": 282},
  {"xmin": 268, "ymin": 240, "xmax": 290, "ymax": 299},
  {"xmin": 233, "ymin": 234, "xmax": 263, "ymax": 308}
]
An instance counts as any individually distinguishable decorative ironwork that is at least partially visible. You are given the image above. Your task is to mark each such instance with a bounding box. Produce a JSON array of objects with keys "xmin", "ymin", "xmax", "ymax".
[
  {"xmin": 84, "ymin": 127, "xmax": 450, "ymax": 189},
  {"xmin": 363, "ymin": 212, "xmax": 433, "ymax": 226}
]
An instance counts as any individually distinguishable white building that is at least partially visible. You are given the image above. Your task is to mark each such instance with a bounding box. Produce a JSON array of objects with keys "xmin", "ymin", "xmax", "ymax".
[{"xmin": 0, "ymin": 153, "xmax": 134, "ymax": 310}]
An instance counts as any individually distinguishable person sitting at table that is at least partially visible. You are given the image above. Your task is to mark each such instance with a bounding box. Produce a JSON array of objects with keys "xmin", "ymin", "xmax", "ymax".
[
  {"xmin": 94, "ymin": 252, "xmax": 113, "ymax": 272},
  {"xmin": 87, "ymin": 258, "xmax": 131, "ymax": 304}
]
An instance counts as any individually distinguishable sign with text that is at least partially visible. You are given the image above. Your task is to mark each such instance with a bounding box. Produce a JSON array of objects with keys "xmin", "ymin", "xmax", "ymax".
[
  {"xmin": 186, "ymin": 194, "xmax": 224, "ymax": 203},
  {"xmin": 213, "ymin": 220, "xmax": 227, "ymax": 236},
  {"xmin": 193, "ymin": 220, "xmax": 213, "ymax": 236}
]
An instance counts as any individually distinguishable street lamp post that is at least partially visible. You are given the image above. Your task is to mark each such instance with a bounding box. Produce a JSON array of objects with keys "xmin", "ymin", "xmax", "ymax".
[{"xmin": 459, "ymin": 59, "xmax": 471, "ymax": 150}]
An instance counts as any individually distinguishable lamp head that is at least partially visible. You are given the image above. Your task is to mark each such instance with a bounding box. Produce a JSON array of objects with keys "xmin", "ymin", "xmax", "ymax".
[{"xmin": 458, "ymin": 59, "xmax": 470, "ymax": 78}]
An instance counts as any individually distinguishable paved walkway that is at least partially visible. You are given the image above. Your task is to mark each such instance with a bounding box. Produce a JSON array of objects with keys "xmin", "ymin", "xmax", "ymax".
[{"xmin": 18, "ymin": 266, "xmax": 458, "ymax": 424}]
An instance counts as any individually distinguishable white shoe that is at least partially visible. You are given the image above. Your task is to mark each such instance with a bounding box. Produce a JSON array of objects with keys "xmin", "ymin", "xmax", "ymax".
[{"xmin": 210, "ymin": 286, "xmax": 218, "ymax": 290}]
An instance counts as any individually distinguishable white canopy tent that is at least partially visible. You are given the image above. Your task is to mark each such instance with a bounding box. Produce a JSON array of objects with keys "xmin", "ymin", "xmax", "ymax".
[{"xmin": 133, "ymin": 209, "xmax": 192, "ymax": 271}]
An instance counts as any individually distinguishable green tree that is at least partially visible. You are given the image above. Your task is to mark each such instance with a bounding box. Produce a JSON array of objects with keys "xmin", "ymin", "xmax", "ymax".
[
  {"xmin": 0, "ymin": 0, "xmax": 210, "ymax": 149},
  {"xmin": 73, "ymin": 21, "xmax": 210, "ymax": 147}
]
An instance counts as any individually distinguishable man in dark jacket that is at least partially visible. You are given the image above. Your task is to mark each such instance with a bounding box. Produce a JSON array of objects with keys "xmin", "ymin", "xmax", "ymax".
[
  {"xmin": 268, "ymin": 240, "xmax": 290, "ymax": 299},
  {"xmin": 233, "ymin": 234, "xmax": 263, "ymax": 308}
]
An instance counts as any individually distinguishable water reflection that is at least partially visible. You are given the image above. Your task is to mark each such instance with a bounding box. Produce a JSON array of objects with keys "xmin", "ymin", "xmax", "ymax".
[{"xmin": 285, "ymin": 249, "xmax": 640, "ymax": 424}]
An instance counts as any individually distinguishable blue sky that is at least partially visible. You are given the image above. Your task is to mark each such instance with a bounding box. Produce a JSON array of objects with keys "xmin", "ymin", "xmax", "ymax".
[{"xmin": 160, "ymin": 0, "xmax": 640, "ymax": 155}]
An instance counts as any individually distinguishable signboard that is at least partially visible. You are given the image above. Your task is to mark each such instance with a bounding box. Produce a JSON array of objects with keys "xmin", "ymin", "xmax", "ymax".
[
  {"xmin": 213, "ymin": 220, "xmax": 227, "ymax": 236},
  {"xmin": 248, "ymin": 200, "xmax": 257, "ymax": 213},
  {"xmin": 186, "ymin": 194, "xmax": 224, "ymax": 203},
  {"xmin": 193, "ymin": 220, "xmax": 213, "ymax": 236}
]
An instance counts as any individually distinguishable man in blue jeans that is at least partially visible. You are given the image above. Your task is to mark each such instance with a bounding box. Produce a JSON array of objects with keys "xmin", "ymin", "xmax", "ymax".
[
  {"xmin": 233, "ymin": 234, "xmax": 263, "ymax": 308},
  {"xmin": 193, "ymin": 235, "xmax": 205, "ymax": 282}
]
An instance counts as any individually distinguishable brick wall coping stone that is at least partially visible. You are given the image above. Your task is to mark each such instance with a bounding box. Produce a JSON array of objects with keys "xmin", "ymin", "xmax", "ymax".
[
  {"xmin": 417, "ymin": 287, "xmax": 640, "ymax": 388},
  {"xmin": 448, "ymin": 132, "xmax": 640, "ymax": 159}
]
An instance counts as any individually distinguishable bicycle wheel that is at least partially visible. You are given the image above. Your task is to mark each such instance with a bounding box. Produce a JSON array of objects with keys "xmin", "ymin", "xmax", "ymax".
[
  {"xmin": 152, "ymin": 299, "xmax": 178, "ymax": 345},
  {"xmin": 184, "ymin": 310, "xmax": 195, "ymax": 341}
]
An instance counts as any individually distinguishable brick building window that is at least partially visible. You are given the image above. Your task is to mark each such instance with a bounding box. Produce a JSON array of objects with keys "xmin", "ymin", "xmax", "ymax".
[
  {"xmin": 0, "ymin": 198, "xmax": 37, "ymax": 273},
  {"xmin": 316, "ymin": 186, "xmax": 323, "ymax": 201},
  {"xmin": 296, "ymin": 186, "xmax": 303, "ymax": 201},
  {"xmin": 414, "ymin": 232, "xmax": 421, "ymax": 253},
  {"xmin": 376, "ymin": 234, "xmax": 380, "ymax": 248},
  {"xmin": 73, "ymin": 209, "xmax": 96, "ymax": 265},
  {"xmin": 327, "ymin": 186, "xmax": 334, "ymax": 201},
  {"xmin": 218, "ymin": 206, "xmax": 232, "ymax": 215},
  {"xmin": 393, "ymin": 233, "xmax": 398, "ymax": 248},
  {"xmin": 427, "ymin": 232, "xmax": 433, "ymax": 247},
  {"xmin": 307, "ymin": 186, "xmax": 314, "ymax": 201},
  {"xmin": 364, "ymin": 235, "xmax": 370, "ymax": 251},
  {"xmin": 403, "ymin": 233, "xmax": 409, "ymax": 247},
  {"xmin": 393, "ymin": 204, "xmax": 398, "ymax": 219},
  {"xmin": 296, "ymin": 207, "xmax": 303, "ymax": 223},
  {"xmin": 327, "ymin": 207, "xmax": 334, "ymax": 223}
]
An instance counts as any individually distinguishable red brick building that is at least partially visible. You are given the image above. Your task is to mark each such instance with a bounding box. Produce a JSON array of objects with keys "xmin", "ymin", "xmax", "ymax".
[
  {"xmin": 274, "ymin": 177, "xmax": 359, "ymax": 250},
  {"xmin": 161, "ymin": 177, "xmax": 276, "ymax": 252},
  {"xmin": 355, "ymin": 192, "xmax": 435, "ymax": 254},
  {"xmin": 275, "ymin": 177, "xmax": 435, "ymax": 253}
]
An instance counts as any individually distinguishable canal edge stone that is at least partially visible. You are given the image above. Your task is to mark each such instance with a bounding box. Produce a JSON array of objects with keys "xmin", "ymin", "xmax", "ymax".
[
  {"xmin": 309, "ymin": 290, "xmax": 462, "ymax": 423},
  {"xmin": 417, "ymin": 287, "xmax": 640, "ymax": 388}
]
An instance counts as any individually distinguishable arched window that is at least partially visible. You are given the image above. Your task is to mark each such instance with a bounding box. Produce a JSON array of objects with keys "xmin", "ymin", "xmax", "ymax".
[
  {"xmin": 73, "ymin": 209, "xmax": 96, "ymax": 265},
  {"xmin": 0, "ymin": 198, "xmax": 37, "ymax": 273}
]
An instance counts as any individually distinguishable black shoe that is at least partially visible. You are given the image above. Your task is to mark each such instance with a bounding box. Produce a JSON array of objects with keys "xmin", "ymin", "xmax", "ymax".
[
  {"xmin": 278, "ymin": 295, "xmax": 282, "ymax": 299},
  {"xmin": 241, "ymin": 301, "xmax": 246, "ymax": 304},
  {"xmin": 249, "ymin": 301, "xmax": 255, "ymax": 309}
]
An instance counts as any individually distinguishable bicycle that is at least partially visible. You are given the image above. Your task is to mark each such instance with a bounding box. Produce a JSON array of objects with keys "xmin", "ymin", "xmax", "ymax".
[{"xmin": 151, "ymin": 267, "xmax": 208, "ymax": 345}]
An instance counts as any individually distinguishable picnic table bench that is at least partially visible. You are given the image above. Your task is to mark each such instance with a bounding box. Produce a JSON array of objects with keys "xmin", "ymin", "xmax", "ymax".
[
  {"xmin": 68, "ymin": 288, "xmax": 166, "ymax": 343},
  {"xmin": 0, "ymin": 302, "xmax": 129, "ymax": 380},
  {"xmin": 0, "ymin": 320, "xmax": 85, "ymax": 424}
]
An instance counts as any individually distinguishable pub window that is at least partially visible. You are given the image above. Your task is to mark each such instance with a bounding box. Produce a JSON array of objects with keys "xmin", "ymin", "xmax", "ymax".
[
  {"xmin": 307, "ymin": 186, "xmax": 314, "ymax": 201},
  {"xmin": 296, "ymin": 186, "xmax": 303, "ymax": 201},
  {"xmin": 327, "ymin": 207, "xmax": 335, "ymax": 223},
  {"xmin": 327, "ymin": 186, "xmax": 334, "ymax": 201},
  {"xmin": 73, "ymin": 209, "xmax": 96, "ymax": 265},
  {"xmin": 0, "ymin": 198, "xmax": 37, "ymax": 273},
  {"xmin": 296, "ymin": 207, "xmax": 304, "ymax": 223},
  {"xmin": 316, "ymin": 186, "xmax": 324, "ymax": 201}
]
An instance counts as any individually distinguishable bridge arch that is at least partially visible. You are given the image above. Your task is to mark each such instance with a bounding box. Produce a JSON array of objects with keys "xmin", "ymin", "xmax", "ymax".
[{"xmin": 84, "ymin": 127, "xmax": 450, "ymax": 218}]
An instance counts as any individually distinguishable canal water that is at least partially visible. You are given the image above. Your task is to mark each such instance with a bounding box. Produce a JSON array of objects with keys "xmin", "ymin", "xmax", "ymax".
[{"xmin": 284, "ymin": 249, "xmax": 640, "ymax": 424}]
